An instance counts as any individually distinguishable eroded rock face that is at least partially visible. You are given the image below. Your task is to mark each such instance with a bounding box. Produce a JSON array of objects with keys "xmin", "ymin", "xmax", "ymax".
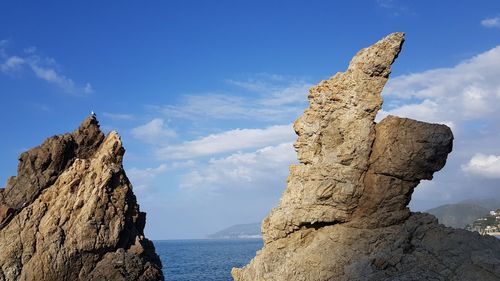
[
  {"xmin": 233, "ymin": 33, "xmax": 500, "ymax": 280},
  {"xmin": 0, "ymin": 116, "xmax": 163, "ymax": 281}
]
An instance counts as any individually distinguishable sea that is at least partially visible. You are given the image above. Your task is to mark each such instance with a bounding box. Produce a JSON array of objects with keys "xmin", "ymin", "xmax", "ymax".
[
  {"xmin": 155, "ymin": 239, "xmax": 263, "ymax": 281},
  {"xmin": 155, "ymin": 237, "xmax": 500, "ymax": 280}
]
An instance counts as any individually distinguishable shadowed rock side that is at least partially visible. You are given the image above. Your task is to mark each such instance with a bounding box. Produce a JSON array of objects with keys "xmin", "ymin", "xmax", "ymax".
[
  {"xmin": 233, "ymin": 33, "xmax": 500, "ymax": 281},
  {"xmin": 0, "ymin": 116, "xmax": 163, "ymax": 281}
]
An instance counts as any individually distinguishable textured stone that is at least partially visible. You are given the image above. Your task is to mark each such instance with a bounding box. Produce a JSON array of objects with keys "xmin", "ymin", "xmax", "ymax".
[
  {"xmin": 233, "ymin": 33, "xmax": 500, "ymax": 280},
  {"xmin": 0, "ymin": 116, "xmax": 163, "ymax": 281},
  {"xmin": 261, "ymin": 32, "xmax": 405, "ymax": 243}
]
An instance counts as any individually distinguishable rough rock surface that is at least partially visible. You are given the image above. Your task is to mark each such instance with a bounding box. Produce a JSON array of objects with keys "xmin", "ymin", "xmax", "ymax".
[
  {"xmin": 233, "ymin": 33, "xmax": 500, "ymax": 281},
  {"xmin": 0, "ymin": 116, "xmax": 163, "ymax": 281}
]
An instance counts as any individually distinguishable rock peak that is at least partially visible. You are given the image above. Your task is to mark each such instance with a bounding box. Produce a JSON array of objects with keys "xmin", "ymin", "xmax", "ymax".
[
  {"xmin": 0, "ymin": 117, "xmax": 164, "ymax": 280},
  {"xmin": 77, "ymin": 114, "xmax": 99, "ymax": 132},
  {"xmin": 347, "ymin": 32, "xmax": 404, "ymax": 77},
  {"xmin": 233, "ymin": 33, "xmax": 500, "ymax": 281}
]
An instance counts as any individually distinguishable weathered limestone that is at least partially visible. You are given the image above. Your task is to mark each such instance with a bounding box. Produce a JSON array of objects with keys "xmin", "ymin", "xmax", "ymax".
[
  {"xmin": 0, "ymin": 116, "xmax": 163, "ymax": 281},
  {"xmin": 233, "ymin": 33, "xmax": 500, "ymax": 281}
]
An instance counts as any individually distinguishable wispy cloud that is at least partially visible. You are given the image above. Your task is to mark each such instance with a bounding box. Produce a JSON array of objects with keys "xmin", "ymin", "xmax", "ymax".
[
  {"xmin": 0, "ymin": 40, "xmax": 93, "ymax": 95},
  {"xmin": 131, "ymin": 118, "xmax": 177, "ymax": 144},
  {"xmin": 102, "ymin": 112, "xmax": 136, "ymax": 121},
  {"xmin": 481, "ymin": 16, "xmax": 500, "ymax": 28},
  {"xmin": 30, "ymin": 64, "xmax": 93, "ymax": 94},
  {"xmin": 128, "ymin": 164, "xmax": 169, "ymax": 182},
  {"xmin": 0, "ymin": 56, "xmax": 25, "ymax": 73},
  {"xmin": 226, "ymin": 74, "xmax": 312, "ymax": 106},
  {"xmin": 377, "ymin": 0, "xmax": 396, "ymax": 8},
  {"xmin": 130, "ymin": 74, "xmax": 307, "ymax": 196},
  {"xmin": 126, "ymin": 161, "xmax": 196, "ymax": 193},
  {"xmin": 161, "ymin": 75, "xmax": 311, "ymax": 122},
  {"xmin": 126, "ymin": 74, "xmax": 308, "ymax": 195},
  {"xmin": 158, "ymin": 124, "xmax": 295, "ymax": 159},
  {"xmin": 127, "ymin": 164, "xmax": 169, "ymax": 192},
  {"xmin": 376, "ymin": 0, "xmax": 413, "ymax": 17}
]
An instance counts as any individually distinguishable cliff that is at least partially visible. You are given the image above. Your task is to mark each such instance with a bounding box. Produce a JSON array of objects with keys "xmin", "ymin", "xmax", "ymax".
[
  {"xmin": 0, "ymin": 116, "xmax": 163, "ymax": 281},
  {"xmin": 232, "ymin": 33, "xmax": 500, "ymax": 280}
]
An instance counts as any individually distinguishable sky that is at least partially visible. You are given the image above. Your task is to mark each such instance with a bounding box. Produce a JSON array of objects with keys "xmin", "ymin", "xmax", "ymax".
[{"xmin": 0, "ymin": 0, "xmax": 499, "ymax": 239}]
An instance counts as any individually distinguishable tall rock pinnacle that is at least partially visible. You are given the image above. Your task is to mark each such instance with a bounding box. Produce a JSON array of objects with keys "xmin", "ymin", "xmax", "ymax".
[
  {"xmin": 0, "ymin": 116, "xmax": 163, "ymax": 281},
  {"xmin": 233, "ymin": 33, "xmax": 500, "ymax": 280}
]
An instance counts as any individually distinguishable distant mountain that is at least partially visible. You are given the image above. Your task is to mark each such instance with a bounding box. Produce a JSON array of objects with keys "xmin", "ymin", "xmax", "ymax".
[
  {"xmin": 426, "ymin": 203, "xmax": 489, "ymax": 229},
  {"xmin": 207, "ymin": 223, "xmax": 261, "ymax": 239},
  {"xmin": 458, "ymin": 199, "xmax": 500, "ymax": 211}
]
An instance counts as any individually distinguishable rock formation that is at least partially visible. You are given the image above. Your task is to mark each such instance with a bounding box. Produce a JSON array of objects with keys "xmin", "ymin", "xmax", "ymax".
[
  {"xmin": 0, "ymin": 116, "xmax": 163, "ymax": 281},
  {"xmin": 233, "ymin": 33, "xmax": 500, "ymax": 280}
]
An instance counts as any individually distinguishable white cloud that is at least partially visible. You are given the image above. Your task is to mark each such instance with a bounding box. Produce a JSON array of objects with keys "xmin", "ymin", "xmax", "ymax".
[
  {"xmin": 161, "ymin": 76, "xmax": 311, "ymax": 122},
  {"xmin": 380, "ymin": 45, "xmax": 500, "ymax": 124},
  {"xmin": 481, "ymin": 16, "xmax": 500, "ymax": 28},
  {"xmin": 23, "ymin": 46, "xmax": 36, "ymax": 54},
  {"xmin": 180, "ymin": 142, "xmax": 296, "ymax": 190},
  {"xmin": 377, "ymin": 100, "xmax": 455, "ymax": 130},
  {"xmin": 127, "ymin": 164, "xmax": 169, "ymax": 192},
  {"xmin": 376, "ymin": 0, "xmax": 412, "ymax": 17},
  {"xmin": 260, "ymin": 82, "xmax": 311, "ymax": 106},
  {"xmin": 162, "ymin": 94, "xmax": 304, "ymax": 122},
  {"xmin": 163, "ymin": 94, "xmax": 252, "ymax": 119},
  {"xmin": 128, "ymin": 164, "xmax": 168, "ymax": 182},
  {"xmin": 102, "ymin": 112, "xmax": 135, "ymax": 121},
  {"xmin": 462, "ymin": 154, "xmax": 500, "ymax": 179},
  {"xmin": 227, "ymin": 75, "xmax": 312, "ymax": 106},
  {"xmin": 131, "ymin": 118, "xmax": 177, "ymax": 144},
  {"xmin": 158, "ymin": 124, "xmax": 295, "ymax": 159},
  {"xmin": 381, "ymin": 46, "xmax": 500, "ymax": 209},
  {"xmin": 126, "ymin": 161, "xmax": 196, "ymax": 193},
  {"xmin": 0, "ymin": 56, "xmax": 25, "ymax": 73},
  {"xmin": 84, "ymin": 83, "xmax": 94, "ymax": 94},
  {"xmin": 377, "ymin": 0, "xmax": 396, "ymax": 8},
  {"xmin": 378, "ymin": 99, "xmax": 438, "ymax": 121},
  {"xmin": 30, "ymin": 64, "xmax": 81, "ymax": 94},
  {"xmin": 0, "ymin": 40, "xmax": 92, "ymax": 95}
]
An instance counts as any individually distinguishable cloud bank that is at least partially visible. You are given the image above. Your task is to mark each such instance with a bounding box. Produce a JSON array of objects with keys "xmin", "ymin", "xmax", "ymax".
[{"xmin": 462, "ymin": 154, "xmax": 500, "ymax": 179}]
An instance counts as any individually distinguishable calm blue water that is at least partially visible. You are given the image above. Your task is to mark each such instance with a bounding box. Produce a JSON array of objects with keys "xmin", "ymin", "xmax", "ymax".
[
  {"xmin": 155, "ymin": 237, "xmax": 500, "ymax": 280},
  {"xmin": 154, "ymin": 239, "xmax": 263, "ymax": 281}
]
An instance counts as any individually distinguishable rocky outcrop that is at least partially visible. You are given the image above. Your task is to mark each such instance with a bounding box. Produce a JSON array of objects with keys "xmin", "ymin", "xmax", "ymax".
[
  {"xmin": 0, "ymin": 116, "xmax": 163, "ymax": 281},
  {"xmin": 233, "ymin": 33, "xmax": 500, "ymax": 280}
]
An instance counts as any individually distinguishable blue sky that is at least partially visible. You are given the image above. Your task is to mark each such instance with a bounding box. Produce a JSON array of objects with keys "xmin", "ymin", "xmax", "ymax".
[{"xmin": 1, "ymin": 1, "xmax": 500, "ymax": 239}]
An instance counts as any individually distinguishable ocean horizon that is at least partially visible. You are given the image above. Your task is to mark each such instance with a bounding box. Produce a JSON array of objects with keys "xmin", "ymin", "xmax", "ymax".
[
  {"xmin": 155, "ymin": 236, "xmax": 500, "ymax": 280},
  {"xmin": 154, "ymin": 239, "xmax": 263, "ymax": 281}
]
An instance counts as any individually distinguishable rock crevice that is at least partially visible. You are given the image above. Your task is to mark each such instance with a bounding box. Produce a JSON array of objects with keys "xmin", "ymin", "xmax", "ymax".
[{"xmin": 233, "ymin": 33, "xmax": 500, "ymax": 281}]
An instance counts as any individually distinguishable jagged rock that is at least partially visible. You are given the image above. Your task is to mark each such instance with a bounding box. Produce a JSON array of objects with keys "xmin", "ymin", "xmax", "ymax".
[
  {"xmin": 233, "ymin": 33, "xmax": 500, "ymax": 280},
  {"xmin": 0, "ymin": 116, "xmax": 163, "ymax": 281}
]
